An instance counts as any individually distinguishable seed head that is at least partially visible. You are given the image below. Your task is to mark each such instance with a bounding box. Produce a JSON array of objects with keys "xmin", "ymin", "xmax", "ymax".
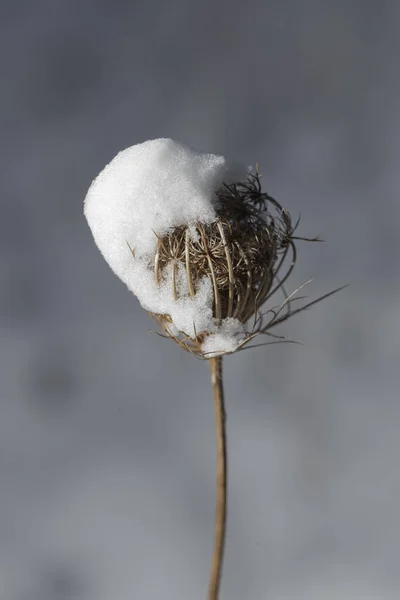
[
  {"xmin": 149, "ymin": 171, "xmax": 326, "ymax": 358},
  {"xmin": 84, "ymin": 139, "xmax": 344, "ymax": 359}
]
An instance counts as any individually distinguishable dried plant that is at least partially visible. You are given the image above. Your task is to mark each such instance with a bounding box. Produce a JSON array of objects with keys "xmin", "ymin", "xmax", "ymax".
[{"xmin": 85, "ymin": 139, "xmax": 344, "ymax": 600}]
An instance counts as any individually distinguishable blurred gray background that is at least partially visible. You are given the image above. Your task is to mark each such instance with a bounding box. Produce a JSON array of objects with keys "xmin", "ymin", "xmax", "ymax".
[{"xmin": 1, "ymin": 1, "xmax": 400, "ymax": 598}]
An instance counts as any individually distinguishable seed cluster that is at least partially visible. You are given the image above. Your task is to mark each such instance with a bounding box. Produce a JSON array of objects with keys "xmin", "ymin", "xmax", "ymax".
[{"xmin": 150, "ymin": 173, "xmax": 306, "ymax": 357}]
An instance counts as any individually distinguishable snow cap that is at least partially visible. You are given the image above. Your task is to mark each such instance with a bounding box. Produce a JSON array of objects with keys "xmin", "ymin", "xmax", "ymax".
[{"xmin": 84, "ymin": 138, "xmax": 247, "ymax": 356}]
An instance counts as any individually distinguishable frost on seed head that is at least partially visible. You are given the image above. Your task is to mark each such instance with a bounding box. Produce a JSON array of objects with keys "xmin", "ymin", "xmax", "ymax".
[{"xmin": 84, "ymin": 138, "xmax": 327, "ymax": 359}]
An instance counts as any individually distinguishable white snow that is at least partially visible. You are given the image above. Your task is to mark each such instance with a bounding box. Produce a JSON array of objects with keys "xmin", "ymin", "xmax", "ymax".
[
  {"xmin": 84, "ymin": 138, "xmax": 247, "ymax": 351},
  {"xmin": 201, "ymin": 318, "xmax": 246, "ymax": 358}
]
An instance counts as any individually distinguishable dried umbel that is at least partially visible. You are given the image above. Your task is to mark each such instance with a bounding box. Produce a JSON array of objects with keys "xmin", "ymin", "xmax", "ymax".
[{"xmin": 149, "ymin": 171, "xmax": 324, "ymax": 358}]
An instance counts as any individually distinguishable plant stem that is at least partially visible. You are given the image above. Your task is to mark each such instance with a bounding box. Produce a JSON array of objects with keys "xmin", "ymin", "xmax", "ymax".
[{"xmin": 208, "ymin": 356, "xmax": 227, "ymax": 600}]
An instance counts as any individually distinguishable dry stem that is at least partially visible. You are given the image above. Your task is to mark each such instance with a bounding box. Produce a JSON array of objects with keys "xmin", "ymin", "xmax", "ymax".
[{"xmin": 208, "ymin": 356, "xmax": 227, "ymax": 600}]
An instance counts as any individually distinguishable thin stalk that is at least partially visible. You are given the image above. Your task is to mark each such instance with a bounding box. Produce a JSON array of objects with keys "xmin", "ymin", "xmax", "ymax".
[{"xmin": 208, "ymin": 356, "xmax": 227, "ymax": 600}]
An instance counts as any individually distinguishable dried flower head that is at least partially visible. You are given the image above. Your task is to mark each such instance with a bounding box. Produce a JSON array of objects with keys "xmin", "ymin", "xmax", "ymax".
[
  {"xmin": 84, "ymin": 139, "xmax": 343, "ymax": 361},
  {"xmin": 148, "ymin": 170, "xmax": 336, "ymax": 359}
]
